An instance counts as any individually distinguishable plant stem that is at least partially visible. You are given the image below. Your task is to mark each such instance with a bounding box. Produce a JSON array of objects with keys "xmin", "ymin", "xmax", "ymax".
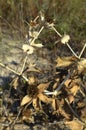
[
  {"xmin": 66, "ymin": 43, "xmax": 79, "ymax": 58},
  {"xmin": 79, "ymin": 43, "xmax": 86, "ymax": 59},
  {"xmin": 20, "ymin": 55, "xmax": 28, "ymax": 75},
  {"xmin": 0, "ymin": 62, "xmax": 28, "ymax": 82},
  {"xmin": 52, "ymin": 26, "xmax": 62, "ymax": 37},
  {"xmin": 30, "ymin": 26, "xmax": 44, "ymax": 45}
]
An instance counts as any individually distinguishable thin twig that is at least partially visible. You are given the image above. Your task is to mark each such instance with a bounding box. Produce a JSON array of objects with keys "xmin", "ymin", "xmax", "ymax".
[
  {"xmin": 30, "ymin": 26, "xmax": 44, "ymax": 45},
  {"xmin": 51, "ymin": 26, "xmax": 80, "ymax": 59},
  {"xmin": 20, "ymin": 55, "xmax": 28, "ymax": 75},
  {"xmin": 0, "ymin": 62, "xmax": 20, "ymax": 75},
  {"xmin": 51, "ymin": 26, "xmax": 62, "ymax": 37},
  {"xmin": 65, "ymin": 98, "xmax": 85, "ymax": 124},
  {"xmin": 10, "ymin": 108, "xmax": 22, "ymax": 129},
  {"xmin": 66, "ymin": 43, "xmax": 79, "ymax": 59},
  {"xmin": 79, "ymin": 43, "xmax": 86, "ymax": 59},
  {"xmin": 34, "ymin": 15, "xmax": 39, "ymax": 22},
  {"xmin": 0, "ymin": 62, "xmax": 28, "ymax": 82}
]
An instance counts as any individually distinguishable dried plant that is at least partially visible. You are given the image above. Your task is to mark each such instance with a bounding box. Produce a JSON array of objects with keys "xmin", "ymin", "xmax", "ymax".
[{"xmin": 0, "ymin": 12, "xmax": 86, "ymax": 129}]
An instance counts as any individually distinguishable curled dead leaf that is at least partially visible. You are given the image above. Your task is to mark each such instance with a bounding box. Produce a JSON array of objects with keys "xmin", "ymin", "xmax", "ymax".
[{"xmin": 38, "ymin": 93, "xmax": 52, "ymax": 104}]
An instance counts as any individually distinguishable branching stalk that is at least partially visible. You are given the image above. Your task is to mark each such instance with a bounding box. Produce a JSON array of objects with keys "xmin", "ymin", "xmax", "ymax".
[
  {"xmin": 0, "ymin": 62, "xmax": 28, "ymax": 82},
  {"xmin": 30, "ymin": 26, "xmax": 44, "ymax": 45},
  {"xmin": 20, "ymin": 55, "xmax": 28, "ymax": 75},
  {"xmin": 66, "ymin": 43, "xmax": 79, "ymax": 58},
  {"xmin": 44, "ymin": 73, "xmax": 71, "ymax": 96},
  {"xmin": 51, "ymin": 26, "xmax": 62, "ymax": 37},
  {"xmin": 79, "ymin": 43, "xmax": 86, "ymax": 59}
]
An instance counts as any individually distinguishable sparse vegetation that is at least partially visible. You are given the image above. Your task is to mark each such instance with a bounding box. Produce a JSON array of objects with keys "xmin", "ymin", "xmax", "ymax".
[{"xmin": 0, "ymin": 1, "xmax": 86, "ymax": 130}]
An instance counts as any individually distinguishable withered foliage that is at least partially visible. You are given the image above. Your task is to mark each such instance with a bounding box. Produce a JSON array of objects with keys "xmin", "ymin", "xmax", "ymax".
[{"xmin": 0, "ymin": 13, "xmax": 86, "ymax": 129}]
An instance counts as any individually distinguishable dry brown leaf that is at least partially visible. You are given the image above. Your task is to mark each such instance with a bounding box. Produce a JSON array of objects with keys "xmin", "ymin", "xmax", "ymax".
[
  {"xmin": 21, "ymin": 95, "xmax": 32, "ymax": 106},
  {"xmin": 38, "ymin": 93, "xmax": 52, "ymax": 104},
  {"xmin": 55, "ymin": 56, "xmax": 77, "ymax": 67},
  {"xmin": 64, "ymin": 79, "xmax": 71, "ymax": 88},
  {"xmin": 67, "ymin": 95, "xmax": 74, "ymax": 103},
  {"xmin": 65, "ymin": 120, "xmax": 84, "ymax": 130},
  {"xmin": 70, "ymin": 85, "xmax": 79, "ymax": 96},
  {"xmin": 38, "ymin": 82, "xmax": 50, "ymax": 93}
]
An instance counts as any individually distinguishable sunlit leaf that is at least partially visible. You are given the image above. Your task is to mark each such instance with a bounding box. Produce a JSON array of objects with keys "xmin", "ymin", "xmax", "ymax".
[
  {"xmin": 55, "ymin": 56, "xmax": 77, "ymax": 67},
  {"xmin": 70, "ymin": 85, "xmax": 79, "ymax": 96},
  {"xmin": 38, "ymin": 93, "xmax": 52, "ymax": 104},
  {"xmin": 21, "ymin": 95, "xmax": 32, "ymax": 106},
  {"xmin": 65, "ymin": 120, "xmax": 83, "ymax": 130},
  {"xmin": 38, "ymin": 82, "xmax": 50, "ymax": 93}
]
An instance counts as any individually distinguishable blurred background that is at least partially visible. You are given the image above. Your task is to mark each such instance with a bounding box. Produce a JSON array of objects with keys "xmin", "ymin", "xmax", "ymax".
[{"xmin": 0, "ymin": 0, "xmax": 86, "ymax": 45}]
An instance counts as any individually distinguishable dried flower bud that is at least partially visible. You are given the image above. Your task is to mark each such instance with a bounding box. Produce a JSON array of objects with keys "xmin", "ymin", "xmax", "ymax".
[
  {"xmin": 61, "ymin": 35, "xmax": 70, "ymax": 44},
  {"xmin": 22, "ymin": 44, "xmax": 34, "ymax": 54}
]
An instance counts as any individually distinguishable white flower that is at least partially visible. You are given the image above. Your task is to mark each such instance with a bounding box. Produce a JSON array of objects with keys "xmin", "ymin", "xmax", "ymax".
[
  {"xmin": 22, "ymin": 44, "xmax": 34, "ymax": 54},
  {"xmin": 61, "ymin": 35, "xmax": 70, "ymax": 44}
]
